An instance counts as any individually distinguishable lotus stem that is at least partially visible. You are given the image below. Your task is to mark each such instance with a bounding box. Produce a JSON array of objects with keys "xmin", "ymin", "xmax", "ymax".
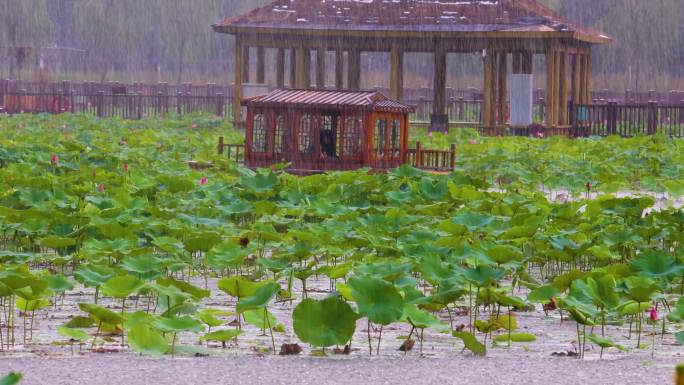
[
  {"xmin": 376, "ymin": 325, "xmax": 383, "ymax": 355},
  {"xmin": 367, "ymin": 319, "xmax": 372, "ymax": 356},
  {"xmin": 265, "ymin": 307, "xmax": 275, "ymax": 354}
]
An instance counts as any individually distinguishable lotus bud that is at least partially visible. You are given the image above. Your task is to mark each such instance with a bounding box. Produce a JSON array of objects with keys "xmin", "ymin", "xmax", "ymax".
[
  {"xmin": 98, "ymin": 183, "xmax": 105, "ymax": 193},
  {"xmin": 650, "ymin": 306, "xmax": 658, "ymax": 322},
  {"xmin": 50, "ymin": 154, "xmax": 58, "ymax": 166}
]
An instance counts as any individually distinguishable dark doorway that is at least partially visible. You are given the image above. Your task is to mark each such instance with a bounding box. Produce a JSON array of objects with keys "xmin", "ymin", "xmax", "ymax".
[{"xmin": 320, "ymin": 113, "xmax": 339, "ymax": 158}]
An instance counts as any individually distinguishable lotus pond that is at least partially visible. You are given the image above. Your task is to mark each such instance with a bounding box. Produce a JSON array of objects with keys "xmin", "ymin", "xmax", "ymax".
[{"xmin": 0, "ymin": 114, "xmax": 682, "ymax": 373}]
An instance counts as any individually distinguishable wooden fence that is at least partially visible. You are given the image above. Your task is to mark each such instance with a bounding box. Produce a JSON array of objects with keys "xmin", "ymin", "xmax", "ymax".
[
  {"xmin": 0, "ymin": 90, "xmax": 229, "ymax": 119},
  {"xmin": 2, "ymin": 79, "xmax": 683, "ymax": 138}
]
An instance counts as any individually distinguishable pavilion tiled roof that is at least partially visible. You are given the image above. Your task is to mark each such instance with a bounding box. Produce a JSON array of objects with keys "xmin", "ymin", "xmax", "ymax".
[
  {"xmin": 241, "ymin": 89, "xmax": 415, "ymax": 113},
  {"xmin": 214, "ymin": 0, "xmax": 610, "ymax": 44}
]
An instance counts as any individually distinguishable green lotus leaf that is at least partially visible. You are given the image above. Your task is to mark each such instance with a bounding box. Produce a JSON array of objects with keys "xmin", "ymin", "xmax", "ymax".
[
  {"xmin": 618, "ymin": 276, "xmax": 660, "ymax": 303},
  {"xmin": 152, "ymin": 315, "xmax": 204, "ymax": 334},
  {"xmin": 493, "ymin": 333, "xmax": 536, "ymax": 343},
  {"xmin": 78, "ymin": 303, "xmax": 123, "ymax": 326},
  {"xmin": 57, "ymin": 326, "xmax": 90, "ymax": 341},
  {"xmin": 666, "ymin": 297, "xmax": 684, "ymax": 322},
  {"xmin": 156, "ymin": 277, "xmax": 210, "ymax": 301},
  {"xmin": 200, "ymin": 329, "xmax": 243, "ymax": 343},
  {"xmin": 0, "ymin": 372, "xmax": 22, "ymax": 385},
  {"xmin": 452, "ymin": 331, "xmax": 486, "ymax": 356},
  {"xmin": 527, "ymin": 284, "xmax": 560, "ymax": 304},
  {"xmin": 676, "ymin": 331, "xmax": 684, "ymax": 345},
  {"xmin": 235, "ymin": 282, "xmax": 280, "ymax": 314},
  {"xmin": 403, "ymin": 304, "xmax": 449, "ymax": 332},
  {"xmin": 243, "ymin": 309, "xmax": 279, "ymax": 330},
  {"xmin": 586, "ymin": 333, "xmax": 627, "ymax": 351},
  {"xmin": 47, "ymin": 274, "xmax": 74, "ymax": 294},
  {"xmin": 452, "ymin": 211, "xmax": 494, "ymax": 231},
  {"xmin": 217, "ymin": 276, "xmax": 268, "ymax": 299},
  {"xmin": 293, "ymin": 296, "xmax": 358, "ymax": 348},
  {"xmin": 101, "ymin": 274, "xmax": 143, "ymax": 299},
  {"xmin": 128, "ymin": 324, "xmax": 169, "ymax": 356},
  {"xmin": 348, "ymin": 276, "xmax": 403, "ymax": 325},
  {"xmin": 629, "ymin": 250, "xmax": 682, "ymax": 281},
  {"xmin": 74, "ymin": 264, "xmax": 116, "ymax": 288}
]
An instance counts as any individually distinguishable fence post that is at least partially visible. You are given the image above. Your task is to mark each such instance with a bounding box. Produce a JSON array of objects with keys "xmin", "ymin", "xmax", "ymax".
[
  {"xmin": 57, "ymin": 89, "xmax": 64, "ymax": 114},
  {"xmin": 18, "ymin": 89, "xmax": 26, "ymax": 113},
  {"xmin": 418, "ymin": 97, "xmax": 425, "ymax": 121},
  {"xmin": 647, "ymin": 100, "xmax": 658, "ymax": 135},
  {"xmin": 679, "ymin": 100, "xmax": 684, "ymax": 126},
  {"xmin": 415, "ymin": 141, "xmax": 422, "ymax": 168},
  {"xmin": 569, "ymin": 100, "xmax": 576, "ymax": 137},
  {"xmin": 176, "ymin": 92, "xmax": 183, "ymax": 115},
  {"xmin": 449, "ymin": 143, "xmax": 456, "ymax": 170},
  {"xmin": 96, "ymin": 91, "xmax": 104, "ymax": 118},
  {"xmin": 137, "ymin": 92, "xmax": 143, "ymax": 119},
  {"xmin": 218, "ymin": 136, "xmax": 225, "ymax": 155},
  {"xmin": 606, "ymin": 101, "xmax": 617, "ymax": 135},
  {"xmin": 216, "ymin": 93, "xmax": 224, "ymax": 117}
]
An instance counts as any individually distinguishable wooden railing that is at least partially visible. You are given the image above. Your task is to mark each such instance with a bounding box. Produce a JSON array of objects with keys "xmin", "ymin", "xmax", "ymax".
[
  {"xmin": 0, "ymin": 90, "xmax": 229, "ymax": 119},
  {"xmin": 572, "ymin": 102, "xmax": 684, "ymax": 137},
  {"xmin": 217, "ymin": 137, "xmax": 245, "ymax": 163},
  {"xmin": 407, "ymin": 142, "xmax": 456, "ymax": 172}
]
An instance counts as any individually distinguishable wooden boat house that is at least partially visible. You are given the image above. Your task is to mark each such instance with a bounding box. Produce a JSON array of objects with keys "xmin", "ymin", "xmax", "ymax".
[{"xmin": 218, "ymin": 89, "xmax": 455, "ymax": 172}]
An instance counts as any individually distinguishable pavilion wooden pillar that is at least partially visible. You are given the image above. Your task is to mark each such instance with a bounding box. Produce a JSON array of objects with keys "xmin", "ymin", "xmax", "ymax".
[
  {"xmin": 316, "ymin": 48, "xmax": 326, "ymax": 89},
  {"xmin": 295, "ymin": 47, "xmax": 308, "ymax": 89},
  {"xmin": 545, "ymin": 48, "xmax": 557, "ymax": 127},
  {"xmin": 559, "ymin": 50, "xmax": 569, "ymax": 126},
  {"xmin": 430, "ymin": 47, "xmax": 447, "ymax": 131},
  {"xmin": 582, "ymin": 51, "xmax": 592, "ymax": 104},
  {"xmin": 289, "ymin": 48, "xmax": 297, "ymax": 88},
  {"xmin": 233, "ymin": 36, "xmax": 244, "ymax": 124},
  {"xmin": 572, "ymin": 52, "xmax": 582, "ymax": 104},
  {"xmin": 276, "ymin": 48, "xmax": 285, "ymax": 89},
  {"xmin": 483, "ymin": 49, "xmax": 495, "ymax": 128},
  {"xmin": 335, "ymin": 50, "xmax": 344, "ymax": 89},
  {"xmin": 242, "ymin": 45, "xmax": 251, "ymax": 83},
  {"xmin": 522, "ymin": 52, "xmax": 533, "ymax": 75},
  {"xmin": 390, "ymin": 45, "xmax": 404, "ymax": 100},
  {"xmin": 348, "ymin": 49, "xmax": 361, "ymax": 90},
  {"xmin": 256, "ymin": 46, "xmax": 266, "ymax": 84},
  {"xmin": 496, "ymin": 51, "xmax": 508, "ymax": 126},
  {"xmin": 303, "ymin": 49, "xmax": 312, "ymax": 89}
]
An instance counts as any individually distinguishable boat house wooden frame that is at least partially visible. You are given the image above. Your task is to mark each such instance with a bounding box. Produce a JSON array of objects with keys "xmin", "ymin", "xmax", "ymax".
[{"xmin": 219, "ymin": 89, "xmax": 455, "ymax": 172}]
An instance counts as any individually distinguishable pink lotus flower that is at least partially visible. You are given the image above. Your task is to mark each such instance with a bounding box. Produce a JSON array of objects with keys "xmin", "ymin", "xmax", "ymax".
[
  {"xmin": 468, "ymin": 139, "xmax": 478, "ymax": 145},
  {"xmin": 198, "ymin": 177, "xmax": 209, "ymax": 186},
  {"xmin": 191, "ymin": 123, "xmax": 198, "ymax": 129},
  {"xmin": 123, "ymin": 162, "xmax": 129, "ymax": 172},
  {"xmin": 98, "ymin": 183, "xmax": 106, "ymax": 193},
  {"xmin": 650, "ymin": 306, "xmax": 658, "ymax": 322},
  {"xmin": 428, "ymin": 132, "xmax": 433, "ymax": 138},
  {"xmin": 50, "ymin": 154, "xmax": 58, "ymax": 166},
  {"xmin": 536, "ymin": 131, "xmax": 545, "ymax": 139},
  {"xmin": 119, "ymin": 137, "xmax": 127, "ymax": 146}
]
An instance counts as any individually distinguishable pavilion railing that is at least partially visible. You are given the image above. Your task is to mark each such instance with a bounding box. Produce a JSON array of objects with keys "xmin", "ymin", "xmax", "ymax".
[
  {"xmin": 407, "ymin": 142, "xmax": 456, "ymax": 172},
  {"xmin": 217, "ymin": 137, "xmax": 245, "ymax": 163}
]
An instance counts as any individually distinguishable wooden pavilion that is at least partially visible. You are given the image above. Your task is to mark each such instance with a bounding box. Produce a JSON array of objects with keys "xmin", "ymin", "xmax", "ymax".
[
  {"xmin": 219, "ymin": 88, "xmax": 456, "ymax": 173},
  {"xmin": 213, "ymin": 0, "xmax": 610, "ymax": 132}
]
